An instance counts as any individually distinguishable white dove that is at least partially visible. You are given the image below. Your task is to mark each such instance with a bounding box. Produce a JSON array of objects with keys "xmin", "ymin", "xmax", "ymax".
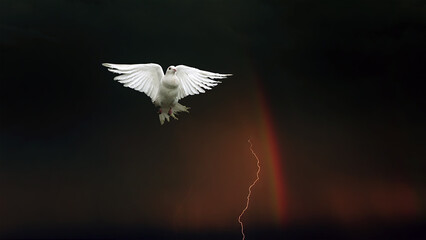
[{"xmin": 102, "ymin": 63, "xmax": 232, "ymax": 124}]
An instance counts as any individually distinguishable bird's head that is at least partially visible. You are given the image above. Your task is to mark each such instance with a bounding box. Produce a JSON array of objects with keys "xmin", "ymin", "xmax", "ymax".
[{"xmin": 166, "ymin": 66, "xmax": 177, "ymax": 74}]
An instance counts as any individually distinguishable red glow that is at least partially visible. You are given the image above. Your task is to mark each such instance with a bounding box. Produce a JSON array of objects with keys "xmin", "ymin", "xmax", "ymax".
[{"xmin": 257, "ymin": 78, "xmax": 287, "ymax": 225}]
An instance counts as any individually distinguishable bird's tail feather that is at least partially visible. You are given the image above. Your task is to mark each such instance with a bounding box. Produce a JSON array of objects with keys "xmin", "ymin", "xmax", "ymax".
[
  {"xmin": 158, "ymin": 103, "xmax": 190, "ymax": 125},
  {"xmin": 173, "ymin": 103, "xmax": 190, "ymax": 114}
]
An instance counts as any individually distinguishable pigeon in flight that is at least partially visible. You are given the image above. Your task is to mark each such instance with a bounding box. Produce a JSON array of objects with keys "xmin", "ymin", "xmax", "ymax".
[{"xmin": 102, "ymin": 63, "xmax": 232, "ymax": 124}]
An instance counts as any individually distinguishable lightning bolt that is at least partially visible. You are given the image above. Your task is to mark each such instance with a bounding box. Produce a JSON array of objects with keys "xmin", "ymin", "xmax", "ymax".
[{"xmin": 238, "ymin": 139, "xmax": 261, "ymax": 240}]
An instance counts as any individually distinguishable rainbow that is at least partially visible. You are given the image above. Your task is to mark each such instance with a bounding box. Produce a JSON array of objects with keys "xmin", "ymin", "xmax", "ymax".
[{"xmin": 253, "ymin": 74, "xmax": 287, "ymax": 225}]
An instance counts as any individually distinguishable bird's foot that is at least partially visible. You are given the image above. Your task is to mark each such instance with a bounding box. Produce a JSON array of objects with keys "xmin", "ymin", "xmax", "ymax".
[
  {"xmin": 157, "ymin": 108, "xmax": 162, "ymax": 114},
  {"xmin": 167, "ymin": 108, "xmax": 178, "ymax": 120}
]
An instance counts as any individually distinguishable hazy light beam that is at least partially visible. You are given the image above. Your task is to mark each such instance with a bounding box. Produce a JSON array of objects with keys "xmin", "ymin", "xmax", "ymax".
[{"xmin": 238, "ymin": 139, "xmax": 261, "ymax": 240}]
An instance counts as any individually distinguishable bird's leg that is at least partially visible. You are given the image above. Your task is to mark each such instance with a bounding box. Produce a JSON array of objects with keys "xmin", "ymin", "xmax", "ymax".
[
  {"xmin": 168, "ymin": 107, "xmax": 178, "ymax": 120},
  {"xmin": 157, "ymin": 108, "xmax": 162, "ymax": 114}
]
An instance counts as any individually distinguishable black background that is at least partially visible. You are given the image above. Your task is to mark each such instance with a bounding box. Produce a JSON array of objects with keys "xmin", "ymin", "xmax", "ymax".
[{"xmin": 1, "ymin": 0, "xmax": 425, "ymax": 239}]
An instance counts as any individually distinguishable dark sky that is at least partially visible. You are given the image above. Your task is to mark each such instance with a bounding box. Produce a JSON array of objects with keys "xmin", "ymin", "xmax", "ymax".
[{"xmin": 1, "ymin": 0, "xmax": 425, "ymax": 239}]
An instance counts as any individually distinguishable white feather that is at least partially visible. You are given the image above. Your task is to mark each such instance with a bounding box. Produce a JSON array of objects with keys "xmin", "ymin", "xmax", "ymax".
[
  {"xmin": 102, "ymin": 63, "xmax": 232, "ymax": 124},
  {"xmin": 102, "ymin": 63, "xmax": 163, "ymax": 102},
  {"xmin": 175, "ymin": 65, "xmax": 232, "ymax": 100}
]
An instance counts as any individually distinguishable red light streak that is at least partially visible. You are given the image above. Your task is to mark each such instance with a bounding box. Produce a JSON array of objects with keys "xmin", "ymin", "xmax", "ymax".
[{"xmin": 238, "ymin": 139, "xmax": 261, "ymax": 240}]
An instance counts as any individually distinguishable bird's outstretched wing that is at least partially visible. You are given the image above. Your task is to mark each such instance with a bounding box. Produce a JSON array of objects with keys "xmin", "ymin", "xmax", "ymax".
[
  {"xmin": 175, "ymin": 65, "xmax": 232, "ymax": 100},
  {"xmin": 102, "ymin": 63, "xmax": 164, "ymax": 101}
]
